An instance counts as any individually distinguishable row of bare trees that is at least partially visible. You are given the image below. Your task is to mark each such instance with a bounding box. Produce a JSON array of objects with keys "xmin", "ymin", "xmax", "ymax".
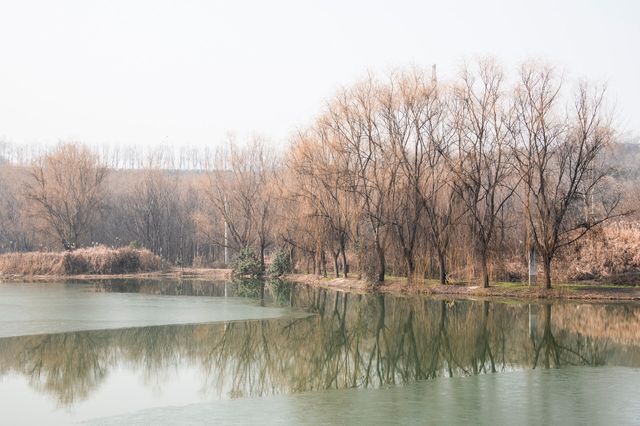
[
  {"xmin": 0, "ymin": 59, "xmax": 634, "ymax": 289},
  {"xmin": 284, "ymin": 60, "xmax": 624, "ymax": 289}
]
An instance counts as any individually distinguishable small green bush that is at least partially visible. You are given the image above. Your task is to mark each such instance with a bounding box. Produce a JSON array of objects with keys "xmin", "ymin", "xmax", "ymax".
[
  {"xmin": 268, "ymin": 247, "xmax": 291, "ymax": 277},
  {"xmin": 128, "ymin": 240, "xmax": 142, "ymax": 249},
  {"xmin": 231, "ymin": 247, "xmax": 262, "ymax": 278}
]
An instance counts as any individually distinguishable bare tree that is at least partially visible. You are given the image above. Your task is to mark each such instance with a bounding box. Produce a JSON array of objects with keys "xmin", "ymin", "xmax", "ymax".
[
  {"xmin": 325, "ymin": 78, "xmax": 395, "ymax": 283},
  {"xmin": 205, "ymin": 139, "xmax": 276, "ymax": 269},
  {"xmin": 379, "ymin": 70, "xmax": 428, "ymax": 280},
  {"xmin": 449, "ymin": 60, "xmax": 517, "ymax": 288},
  {"xmin": 290, "ymin": 114, "xmax": 367, "ymax": 278},
  {"xmin": 123, "ymin": 168, "xmax": 192, "ymax": 262},
  {"xmin": 513, "ymin": 64, "xmax": 621, "ymax": 289},
  {"xmin": 418, "ymin": 90, "xmax": 460, "ymax": 285},
  {"xmin": 24, "ymin": 143, "xmax": 108, "ymax": 249}
]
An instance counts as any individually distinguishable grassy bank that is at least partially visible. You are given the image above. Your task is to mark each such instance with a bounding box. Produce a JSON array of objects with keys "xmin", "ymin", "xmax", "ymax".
[
  {"xmin": 286, "ymin": 274, "xmax": 640, "ymax": 301},
  {"xmin": 2, "ymin": 253, "xmax": 637, "ymax": 301}
]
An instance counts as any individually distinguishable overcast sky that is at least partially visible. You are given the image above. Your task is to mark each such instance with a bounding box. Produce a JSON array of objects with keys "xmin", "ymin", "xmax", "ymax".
[{"xmin": 0, "ymin": 0, "xmax": 638, "ymax": 149}]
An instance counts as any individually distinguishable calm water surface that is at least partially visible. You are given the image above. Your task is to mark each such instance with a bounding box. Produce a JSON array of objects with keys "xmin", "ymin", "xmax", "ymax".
[{"xmin": 0, "ymin": 279, "xmax": 639, "ymax": 425}]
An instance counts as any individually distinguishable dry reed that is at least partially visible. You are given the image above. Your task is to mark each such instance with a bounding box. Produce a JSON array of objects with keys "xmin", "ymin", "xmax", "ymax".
[{"xmin": 0, "ymin": 246, "xmax": 161, "ymax": 276}]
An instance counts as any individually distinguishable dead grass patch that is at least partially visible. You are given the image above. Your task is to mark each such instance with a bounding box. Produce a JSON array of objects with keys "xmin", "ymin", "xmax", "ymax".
[{"xmin": 0, "ymin": 246, "xmax": 162, "ymax": 276}]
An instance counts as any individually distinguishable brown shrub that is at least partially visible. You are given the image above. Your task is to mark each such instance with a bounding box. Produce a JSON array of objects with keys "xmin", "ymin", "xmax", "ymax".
[
  {"xmin": 561, "ymin": 222, "xmax": 640, "ymax": 284},
  {"xmin": 494, "ymin": 260, "xmax": 528, "ymax": 283},
  {"xmin": 495, "ymin": 221, "xmax": 640, "ymax": 284},
  {"xmin": 0, "ymin": 246, "xmax": 161, "ymax": 276}
]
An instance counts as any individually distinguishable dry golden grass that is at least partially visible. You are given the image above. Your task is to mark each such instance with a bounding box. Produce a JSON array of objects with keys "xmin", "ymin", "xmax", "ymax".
[
  {"xmin": 564, "ymin": 222, "xmax": 640, "ymax": 283},
  {"xmin": 0, "ymin": 246, "xmax": 161, "ymax": 276},
  {"xmin": 496, "ymin": 222, "xmax": 640, "ymax": 285}
]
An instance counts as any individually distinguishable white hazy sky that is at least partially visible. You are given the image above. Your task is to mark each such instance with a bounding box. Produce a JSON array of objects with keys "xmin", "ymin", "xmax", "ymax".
[{"xmin": 0, "ymin": 0, "xmax": 638, "ymax": 148}]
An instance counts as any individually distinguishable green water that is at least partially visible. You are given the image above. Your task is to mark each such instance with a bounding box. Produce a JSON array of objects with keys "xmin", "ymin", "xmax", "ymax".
[
  {"xmin": 0, "ymin": 281, "xmax": 290, "ymax": 337},
  {"xmin": 0, "ymin": 279, "xmax": 639, "ymax": 425},
  {"xmin": 88, "ymin": 368, "xmax": 640, "ymax": 425}
]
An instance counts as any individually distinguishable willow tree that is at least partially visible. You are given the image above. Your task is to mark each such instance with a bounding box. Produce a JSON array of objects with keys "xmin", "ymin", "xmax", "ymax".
[
  {"xmin": 24, "ymin": 143, "xmax": 108, "ymax": 249},
  {"xmin": 449, "ymin": 61, "xmax": 517, "ymax": 288},
  {"xmin": 288, "ymin": 125, "xmax": 357, "ymax": 278},
  {"xmin": 416, "ymin": 86, "xmax": 459, "ymax": 285},
  {"xmin": 379, "ymin": 70, "xmax": 429, "ymax": 280},
  {"xmin": 512, "ymin": 64, "xmax": 621, "ymax": 289},
  {"xmin": 325, "ymin": 78, "xmax": 394, "ymax": 283}
]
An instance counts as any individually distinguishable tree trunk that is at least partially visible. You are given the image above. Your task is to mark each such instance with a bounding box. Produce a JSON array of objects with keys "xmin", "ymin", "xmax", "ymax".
[
  {"xmin": 376, "ymin": 244, "xmax": 385, "ymax": 283},
  {"xmin": 289, "ymin": 247, "xmax": 295, "ymax": 273},
  {"xmin": 480, "ymin": 248, "xmax": 489, "ymax": 288},
  {"xmin": 71, "ymin": 231, "xmax": 79, "ymax": 250},
  {"xmin": 438, "ymin": 252, "xmax": 447, "ymax": 285},
  {"xmin": 321, "ymin": 250, "xmax": 327, "ymax": 278},
  {"xmin": 333, "ymin": 251, "xmax": 340, "ymax": 278},
  {"xmin": 542, "ymin": 255, "xmax": 552, "ymax": 290},
  {"xmin": 340, "ymin": 240, "xmax": 348, "ymax": 279},
  {"xmin": 260, "ymin": 245, "xmax": 265, "ymax": 272},
  {"xmin": 404, "ymin": 251, "xmax": 415, "ymax": 283}
]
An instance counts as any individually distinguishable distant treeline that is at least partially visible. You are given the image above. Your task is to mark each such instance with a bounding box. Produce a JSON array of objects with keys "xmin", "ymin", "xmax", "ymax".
[{"xmin": 1, "ymin": 60, "xmax": 639, "ymax": 288}]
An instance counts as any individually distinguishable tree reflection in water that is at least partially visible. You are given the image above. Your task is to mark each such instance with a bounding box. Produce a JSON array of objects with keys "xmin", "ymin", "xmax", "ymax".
[{"xmin": 0, "ymin": 280, "xmax": 638, "ymax": 406}]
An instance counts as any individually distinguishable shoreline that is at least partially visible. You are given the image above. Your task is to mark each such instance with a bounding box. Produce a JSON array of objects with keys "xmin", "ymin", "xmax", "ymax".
[
  {"xmin": 285, "ymin": 274, "xmax": 640, "ymax": 302},
  {"xmin": 2, "ymin": 267, "xmax": 639, "ymax": 301},
  {"xmin": 0, "ymin": 267, "xmax": 232, "ymax": 283}
]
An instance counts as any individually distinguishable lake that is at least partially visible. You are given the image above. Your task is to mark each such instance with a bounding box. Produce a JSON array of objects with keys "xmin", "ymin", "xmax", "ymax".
[{"xmin": 0, "ymin": 279, "xmax": 639, "ymax": 425}]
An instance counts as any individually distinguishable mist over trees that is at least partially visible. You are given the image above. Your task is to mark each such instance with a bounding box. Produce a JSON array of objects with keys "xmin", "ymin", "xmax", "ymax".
[{"xmin": 0, "ymin": 60, "xmax": 638, "ymax": 289}]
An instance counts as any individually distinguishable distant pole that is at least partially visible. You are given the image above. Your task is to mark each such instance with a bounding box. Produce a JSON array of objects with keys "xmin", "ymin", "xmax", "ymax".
[
  {"xmin": 431, "ymin": 64, "xmax": 437, "ymax": 86},
  {"xmin": 224, "ymin": 194, "xmax": 229, "ymax": 265},
  {"xmin": 224, "ymin": 220, "xmax": 229, "ymax": 265}
]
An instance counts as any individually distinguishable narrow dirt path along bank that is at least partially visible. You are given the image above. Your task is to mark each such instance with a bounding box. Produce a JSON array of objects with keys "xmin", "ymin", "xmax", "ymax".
[{"xmin": 285, "ymin": 274, "xmax": 640, "ymax": 301}]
